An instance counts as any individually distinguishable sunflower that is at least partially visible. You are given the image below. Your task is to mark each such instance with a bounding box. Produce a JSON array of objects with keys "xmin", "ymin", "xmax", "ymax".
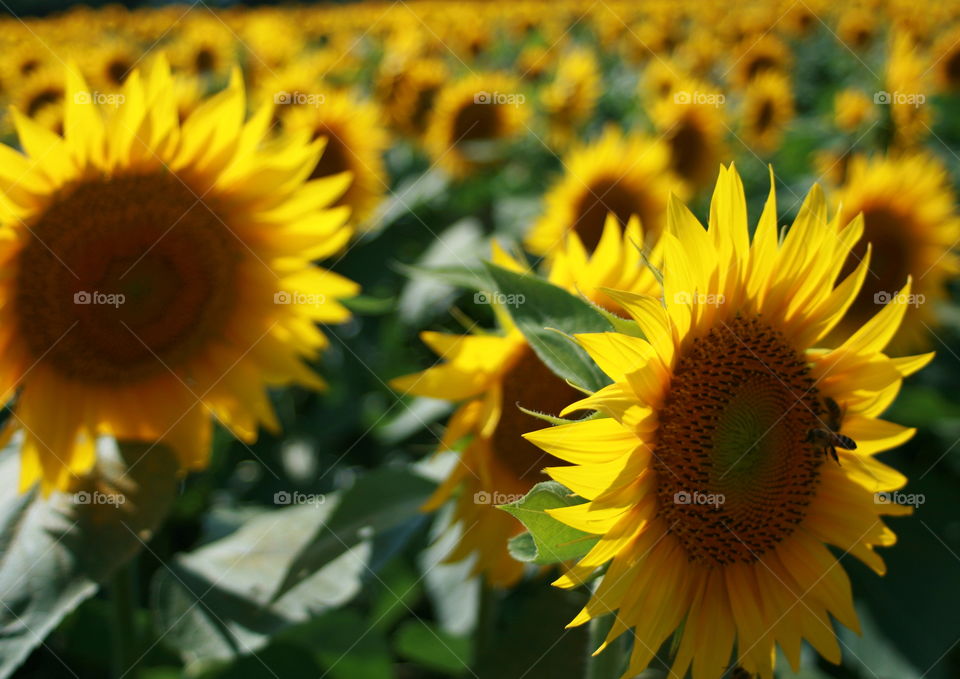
[
  {"xmin": 651, "ymin": 79, "xmax": 727, "ymax": 192},
  {"xmin": 829, "ymin": 152, "xmax": 960, "ymax": 350},
  {"xmin": 424, "ymin": 73, "xmax": 529, "ymax": 179},
  {"xmin": 833, "ymin": 88, "xmax": 875, "ymax": 133},
  {"xmin": 284, "ymin": 88, "xmax": 390, "ymax": 227},
  {"xmin": 165, "ymin": 14, "xmax": 237, "ymax": 81},
  {"xmin": 740, "ymin": 71, "xmax": 794, "ymax": 154},
  {"xmin": 375, "ymin": 55, "xmax": 448, "ymax": 139},
  {"xmin": 932, "ymin": 26, "xmax": 960, "ymax": 92},
  {"xmin": 82, "ymin": 39, "xmax": 141, "ymax": 93},
  {"xmin": 11, "ymin": 65, "xmax": 66, "ymax": 135},
  {"xmin": 540, "ymin": 47, "xmax": 601, "ymax": 150},
  {"xmin": 727, "ymin": 33, "xmax": 791, "ymax": 89},
  {"xmin": 885, "ymin": 32, "xmax": 931, "ymax": 147},
  {"xmin": 812, "ymin": 148, "xmax": 853, "ymax": 187},
  {"xmin": 517, "ymin": 45, "xmax": 554, "ymax": 82},
  {"xmin": 391, "ymin": 217, "xmax": 662, "ymax": 587},
  {"xmin": 8, "ymin": 37, "xmax": 51, "ymax": 80},
  {"xmin": 640, "ymin": 59, "xmax": 686, "ymax": 104},
  {"xmin": 0, "ymin": 59, "xmax": 357, "ymax": 494},
  {"xmin": 525, "ymin": 126, "xmax": 682, "ymax": 258},
  {"xmin": 525, "ymin": 165, "xmax": 932, "ymax": 679},
  {"xmin": 837, "ymin": 7, "xmax": 877, "ymax": 50}
]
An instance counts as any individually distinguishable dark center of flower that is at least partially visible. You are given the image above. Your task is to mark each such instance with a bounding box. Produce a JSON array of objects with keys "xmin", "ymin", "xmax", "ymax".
[
  {"xmin": 195, "ymin": 47, "xmax": 216, "ymax": 74},
  {"xmin": 654, "ymin": 316, "xmax": 824, "ymax": 567},
  {"xmin": 838, "ymin": 204, "xmax": 913, "ymax": 329},
  {"xmin": 746, "ymin": 55, "xmax": 777, "ymax": 81},
  {"xmin": 107, "ymin": 59, "xmax": 132, "ymax": 86},
  {"xmin": 668, "ymin": 116, "xmax": 708, "ymax": 187},
  {"xmin": 15, "ymin": 173, "xmax": 239, "ymax": 384},
  {"xmin": 310, "ymin": 126, "xmax": 352, "ymax": 181},
  {"xmin": 26, "ymin": 87, "xmax": 63, "ymax": 118},
  {"xmin": 945, "ymin": 50, "xmax": 960, "ymax": 87},
  {"xmin": 452, "ymin": 101, "xmax": 501, "ymax": 143},
  {"xmin": 572, "ymin": 176, "xmax": 655, "ymax": 251},
  {"xmin": 411, "ymin": 85, "xmax": 440, "ymax": 133},
  {"xmin": 490, "ymin": 347, "xmax": 581, "ymax": 486},
  {"xmin": 755, "ymin": 98, "xmax": 776, "ymax": 134}
]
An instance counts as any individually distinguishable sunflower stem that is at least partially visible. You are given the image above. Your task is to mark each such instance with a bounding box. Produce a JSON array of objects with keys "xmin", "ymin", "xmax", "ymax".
[
  {"xmin": 473, "ymin": 582, "xmax": 498, "ymax": 671},
  {"xmin": 110, "ymin": 560, "xmax": 138, "ymax": 679}
]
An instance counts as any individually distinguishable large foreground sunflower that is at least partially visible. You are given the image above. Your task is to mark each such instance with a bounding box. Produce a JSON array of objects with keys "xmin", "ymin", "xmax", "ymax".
[
  {"xmin": 526, "ymin": 166, "xmax": 931, "ymax": 678},
  {"xmin": 392, "ymin": 216, "xmax": 661, "ymax": 587},
  {"xmin": 526, "ymin": 126, "xmax": 682, "ymax": 257},
  {"xmin": 0, "ymin": 59, "xmax": 357, "ymax": 493}
]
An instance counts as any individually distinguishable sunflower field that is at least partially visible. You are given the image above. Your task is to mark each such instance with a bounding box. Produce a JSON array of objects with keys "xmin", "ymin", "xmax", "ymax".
[{"xmin": 2, "ymin": 1, "xmax": 960, "ymax": 678}]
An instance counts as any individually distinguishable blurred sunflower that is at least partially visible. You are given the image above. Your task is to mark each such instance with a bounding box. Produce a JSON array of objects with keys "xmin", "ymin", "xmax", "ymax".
[
  {"xmin": 837, "ymin": 7, "xmax": 877, "ymax": 50},
  {"xmin": 376, "ymin": 56, "xmax": 447, "ymax": 139},
  {"xmin": 640, "ymin": 59, "xmax": 685, "ymax": 103},
  {"xmin": 727, "ymin": 33, "xmax": 791, "ymax": 88},
  {"xmin": 284, "ymin": 88, "xmax": 390, "ymax": 227},
  {"xmin": 392, "ymin": 216, "xmax": 661, "ymax": 587},
  {"xmin": 813, "ymin": 148, "xmax": 853, "ymax": 186},
  {"xmin": 540, "ymin": 48, "xmax": 601, "ymax": 150},
  {"xmin": 740, "ymin": 71, "xmax": 794, "ymax": 154},
  {"xmin": 0, "ymin": 60, "xmax": 357, "ymax": 494},
  {"xmin": 517, "ymin": 44, "xmax": 553, "ymax": 81},
  {"xmin": 425, "ymin": 73, "xmax": 529, "ymax": 178},
  {"xmin": 525, "ymin": 126, "xmax": 681, "ymax": 257},
  {"xmin": 651, "ymin": 79, "xmax": 727, "ymax": 192},
  {"xmin": 833, "ymin": 88, "xmax": 875, "ymax": 133},
  {"xmin": 829, "ymin": 152, "xmax": 960, "ymax": 350},
  {"xmin": 527, "ymin": 165, "xmax": 932, "ymax": 679},
  {"xmin": 885, "ymin": 32, "xmax": 931, "ymax": 147},
  {"xmin": 83, "ymin": 39, "xmax": 140, "ymax": 92},
  {"xmin": 932, "ymin": 26, "xmax": 960, "ymax": 91},
  {"xmin": 11, "ymin": 65, "xmax": 66, "ymax": 135},
  {"xmin": 9, "ymin": 38, "xmax": 50, "ymax": 79},
  {"xmin": 166, "ymin": 15, "xmax": 237, "ymax": 80}
]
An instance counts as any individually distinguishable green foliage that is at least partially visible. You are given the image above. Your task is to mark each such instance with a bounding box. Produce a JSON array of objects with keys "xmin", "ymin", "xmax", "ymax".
[
  {"xmin": 482, "ymin": 262, "xmax": 613, "ymax": 391},
  {"xmin": 499, "ymin": 481, "xmax": 598, "ymax": 565}
]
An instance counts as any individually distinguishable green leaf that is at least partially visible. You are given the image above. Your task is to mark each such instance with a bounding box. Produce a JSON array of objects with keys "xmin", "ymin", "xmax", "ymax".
[
  {"xmin": 0, "ymin": 438, "xmax": 179, "ymax": 679},
  {"xmin": 394, "ymin": 262, "xmax": 492, "ymax": 294},
  {"xmin": 272, "ymin": 466, "xmax": 435, "ymax": 599},
  {"xmin": 151, "ymin": 500, "xmax": 369, "ymax": 669},
  {"xmin": 499, "ymin": 481, "xmax": 598, "ymax": 565},
  {"xmin": 398, "ymin": 218, "xmax": 486, "ymax": 324},
  {"xmin": 364, "ymin": 168, "xmax": 448, "ymax": 233},
  {"xmin": 151, "ymin": 466, "xmax": 434, "ymax": 669},
  {"xmin": 394, "ymin": 620, "xmax": 471, "ymax": 675},
  {"xmin": 482, "ymin": 262, "xmax": 613, "ymax": 392}
]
